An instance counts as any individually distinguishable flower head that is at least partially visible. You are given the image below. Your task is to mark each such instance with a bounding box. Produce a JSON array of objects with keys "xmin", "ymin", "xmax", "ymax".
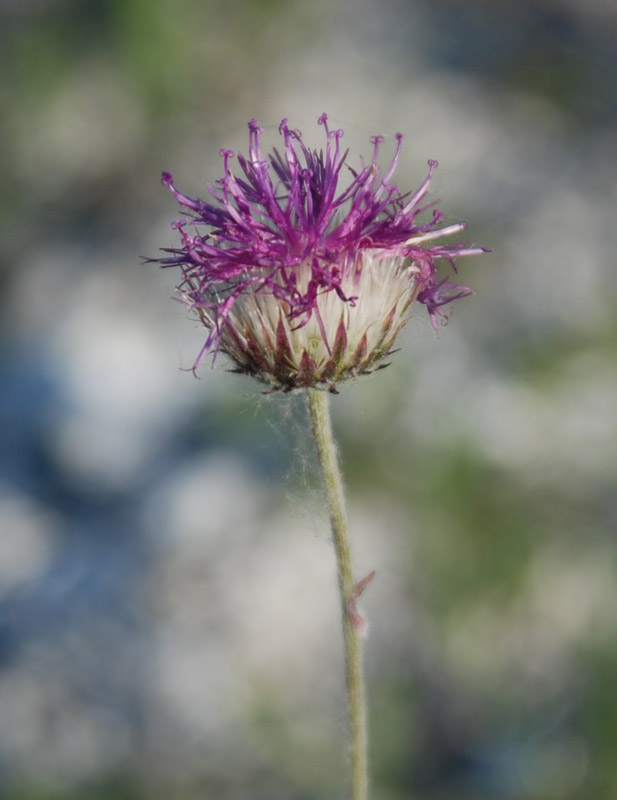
[{"xmin": 156, "ymin": 114, "xmax": 488, "ymax": 392}]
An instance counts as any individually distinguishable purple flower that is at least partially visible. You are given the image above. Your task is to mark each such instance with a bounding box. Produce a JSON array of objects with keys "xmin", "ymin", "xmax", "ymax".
[{"xmin": 155, "ymin": 114, "xmax": 488, "ymax": 392}]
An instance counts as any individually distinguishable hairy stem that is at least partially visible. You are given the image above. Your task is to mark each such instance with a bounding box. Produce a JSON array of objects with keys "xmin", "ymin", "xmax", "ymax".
[{"xmin": 307, "ymin": 388, "xmax": 368, "ymax": 800}]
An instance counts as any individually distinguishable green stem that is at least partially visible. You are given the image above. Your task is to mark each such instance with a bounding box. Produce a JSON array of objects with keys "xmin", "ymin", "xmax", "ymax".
[{"xmin": 307, "ymin": 388, "xmax": 368, "ymax": 800}]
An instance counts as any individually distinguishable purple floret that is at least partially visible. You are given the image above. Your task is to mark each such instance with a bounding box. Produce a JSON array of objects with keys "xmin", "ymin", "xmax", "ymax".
[{"xmin": 155, "ymin": 114, "xmax": 487, "ymax": 370}]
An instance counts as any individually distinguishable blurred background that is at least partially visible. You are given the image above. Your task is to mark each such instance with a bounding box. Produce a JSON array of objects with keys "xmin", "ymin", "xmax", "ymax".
[{"xmin": 1, "ymin": 0, "xmax": 617, "ymax": 798}]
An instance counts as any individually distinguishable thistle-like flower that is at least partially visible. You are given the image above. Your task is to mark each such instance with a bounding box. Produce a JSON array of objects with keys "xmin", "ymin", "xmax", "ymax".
[{"xmin": 156, "ymin": 114, "xmax": 488, "ymax": 392}]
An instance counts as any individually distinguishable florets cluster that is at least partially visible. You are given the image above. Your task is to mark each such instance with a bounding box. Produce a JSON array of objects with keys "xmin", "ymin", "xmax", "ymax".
[{"xmin": 156, "ymin": 114, "xmax": 487, "ymax": 392}]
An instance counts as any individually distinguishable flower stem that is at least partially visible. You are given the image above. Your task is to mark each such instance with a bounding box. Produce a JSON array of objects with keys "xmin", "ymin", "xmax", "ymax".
[{"xmin": 307, "ymin": 388, "xmax": 368, "ymax": 800}]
